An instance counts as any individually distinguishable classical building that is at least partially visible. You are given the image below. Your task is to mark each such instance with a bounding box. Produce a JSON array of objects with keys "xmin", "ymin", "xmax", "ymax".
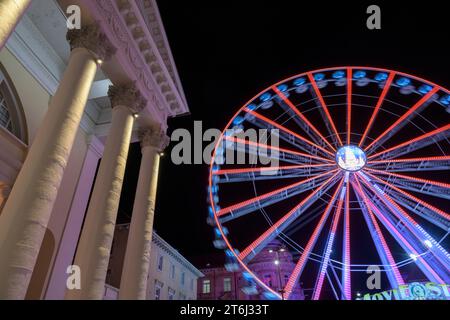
[
  {"xmin": 198, "ymin": 241, "xmax": 305, "ymax": 300},
  {"xmin": 0, "ymin": 0, "xmax": 189, "ymax": 300},
  {"xmin": 105, "ymin": 224, "xmax": 203, "ymax": 300}
]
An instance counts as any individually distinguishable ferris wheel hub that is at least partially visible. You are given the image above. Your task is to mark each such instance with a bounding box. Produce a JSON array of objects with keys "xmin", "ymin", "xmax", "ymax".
[{"xmin": 336, "ymin": 145, "xmax": 367, "ymax": 172}]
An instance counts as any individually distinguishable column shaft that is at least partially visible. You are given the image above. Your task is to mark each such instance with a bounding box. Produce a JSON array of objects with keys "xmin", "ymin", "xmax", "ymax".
[
  {"xmin": 0, "ymin": 0, "xmax": 31, "ymax": 49},
  {"xmin": 119, "ymin": 146, "xmax": 160, "ymax": 299},
  {"xmin": 66, "ymin": 105, "xmax": 135, "ymax": 300},
  {"xmin": 0, "ymin": 47, "xmax": 98, "ymax": 299}
]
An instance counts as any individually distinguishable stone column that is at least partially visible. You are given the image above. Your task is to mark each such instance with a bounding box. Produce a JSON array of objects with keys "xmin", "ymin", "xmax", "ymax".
[
  {"xmin": 0, "ymin": 25, "xmax": 114, "ymax": 300},
  {"xmin": 66, "ymin": 83, "xmax": 146, "ymax": 300},
  {"xmin": 119, "ymin": 126, "xmax": 169, "ymax": 300},
  {"xmin": 0, "ymin": 0, "xmax": 31, "ymax": 49},
  {"xmin": 45, "ymin": 136, "xmax": 104, "ymax": 300}
]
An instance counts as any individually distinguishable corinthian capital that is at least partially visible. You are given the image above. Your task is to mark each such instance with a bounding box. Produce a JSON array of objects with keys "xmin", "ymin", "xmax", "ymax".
[
  {"xmin": 108, "ymin": 82, "xmax": 147, "ymax": 114},
  {"xmin": 139, "ymin": 127, "xmax": 170, "ymax": 152},
  {"xmin": 66, "ymin": 24, "xmax": 116, "ymax": 61}
]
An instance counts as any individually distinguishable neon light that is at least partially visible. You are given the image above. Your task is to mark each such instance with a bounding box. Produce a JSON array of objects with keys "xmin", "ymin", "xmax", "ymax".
[
  {"xmin": 358, "ymin": 172, "xmax": 450, "ymax": 266},
  {"xmin": 243, "ymin": 108, "xmax": 335, "ymax": 157},
  {"xmin": 307, "ymin": 73, "xmax": 343, "ymax": 146},
  {"xmin": 352, "ymin": 177, "xmax": 405, "ymax": 286},
  {"xmin": 347, "ymin": 68, "xmax": 353, "ymax": 145},
  {"xmin": 342, "ymin": 179, "xmax": 351, "ymax": 300},
  {"xmin": 312, "ymin": 183, "xmax": 346, "ymax": 300},
  {"xmin": 359, "ymin": 72, "xmax": 395, "ymax": 147},
  {"xmin": 272, "ymin": 86, "xmax": 336, "ymax": 151},
  {"xmin": 363, "ymin": 171, "xmax": 450, "ymax": 221},
  {"xmin": 222, "ymin": 135, "xmax": 333, "ymax": 163},
  {"xmin": 368, "ymin": 124, "xmax": 450, "ymax": 160},
  {"xmin": 216, "ymin": 170, "xmax": 336, "ymax": 216},
  {"xmin": 368, "ymin": 155, "xmax": 450, "ymax": 164},
  {"xmin": 238, "ymin": 173, "xmax": 341, "ymax": 261},
  {"xmin": 365, "ymin": 87, "xmax": 440, "ymax": 152},
  {"xmin": 284, "ymin": 178, "xmax": 345, "ymax": 299},
  {"xmin": 213, "ymin": 163, "xmax": 335, "ymax": 176},
  {"xmin": 354, "ymin": 177, "xmax": 444, "ymax": 284},
  {"xmin": 365, "ymin": 168, "xmax": 450, "ymax": 189}
]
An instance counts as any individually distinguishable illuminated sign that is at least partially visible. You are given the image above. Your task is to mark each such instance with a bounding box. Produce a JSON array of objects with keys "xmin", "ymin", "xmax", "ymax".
[{"xmin": 358, "ymin": 282, "xmax": 450, "ymax": 300}]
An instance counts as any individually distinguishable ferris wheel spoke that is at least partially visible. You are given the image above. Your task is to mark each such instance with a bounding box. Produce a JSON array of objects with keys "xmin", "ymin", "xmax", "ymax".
[
  {"xmin": 359, "ymin": 72, "xmax": 396, "ymax": 148},
  {"xmin": 272, "ymin": 86, "xmax": 336, "ymax": 151},
  {"xmin": 214, "ymin": 164, "xmax": 335, "ymax": 183},
  {"xmin": 365, "ymin": 168, "xmax": 450, "ymax": 200},
  {"xmin": 307, "ymin": 73, "xmax": 343, "ymax": 147},
  {"xmin": 238, "ymin": 173, "xmax": 342, "ymax": 265},
  {"xmin": 354, "ymin": 176, "xmax": 449, "ymax": 284},
  {"xmin": 368, "ymin": 124, "xmax": 450, "ymax": 161},
  {"xmin": 216, "ymin": 170, "xmax": 337, "ymax": 222},
  {"xmin": 351, "ymin": 177, "xmax": 406, "ymax": 289},
  {"xmin": 341, "ymin": 178, "xmax": 351, "ymax": 300},
  {"xmin": 357, "ymin": 173, "xmax": 450, "ymax": 272},
  {"xmin": 282, "ymin": 177, "xmax": 345, "ymax": 299},
  {"xmin": 367, "ymin": 156, "xmax": 450, "ymax": 172},
  {"xmin": 347, "ymin": 68, "xmax": 353, "ymax": 145},
  {"xmin": 363, "ymin": 171, "xmax": 450, "ymax": 229},
  {"xmin": 243, "ymin": 107, "xmax": 335, "ymax": 157},
  {"xmin": 365, "ymin": 87, "xmax": 441, "ymax": 154},
  {"xmin": 312, "ymin": 175, "xmax": 348, "ymax": 300},
  {"xmin": 222, "ymin": 135, "xmax": 334, "ymax": 165}
]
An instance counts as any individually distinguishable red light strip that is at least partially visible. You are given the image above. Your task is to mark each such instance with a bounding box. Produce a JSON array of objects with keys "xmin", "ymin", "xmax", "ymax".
[
  {"xmin": 283, "ymin": 177, "xmax": 345, "ymax": 298},
  {"xmin": 347, "ymin": 68, "xmax": 352, "ymax": 145},
  {"xmin": 368, "ymin": 124, "xmax": 450, "ymax": 160},
  {"xmin": 365, "ymin": 87, "xmax": 440, "ymax": 152},
  {"xmin": 222, "ymin": 135, "xmax": 333, "ymax": 163},
  {"xmin": 307, "ymin": 72, "xmax": 343, "ymax": 147},
  {"xmin": 359, "ymin": 72, "xmax": 395, "ymax": 147},
  {"xmin": 368, "ymin": 155, "xmax": 450, "ymax": 164},
  {"xmin": 213, "ymin": 163, "xmax": 335, "ymax": 176},
  {"xmin": 238, "ymin": 172, "xmax": 341, "ymax": 261},
  {"xmin": 272, "ymin": 86, "xmax": 336, "ymax": 151},
  {"xmin": 243, "ymin": 108, "xmax": 335, "ymax": 157},
  {"xmin": 365, "ymin": 168, "xmax": 450, "ymax": 189},
  {"xmin": 363, "ymin": 171, "xmax": 450, "ymax": 222},
  {"xmin": 354, "ymin": 177, "xmax": 444, "ymax": 284},
  {"xmin": 216, "ymin": 170, "xmax": 336, "ymax": 217},
  {"xmin": 352, "ymin": 177, "xmax": 406, "ymax": 286}
]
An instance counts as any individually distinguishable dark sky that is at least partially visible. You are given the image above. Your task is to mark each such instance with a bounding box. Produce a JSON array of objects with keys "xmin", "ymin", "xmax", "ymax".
[{"xmin": 118, "ymin": 0, "xmax": 449, "ymax": 285}]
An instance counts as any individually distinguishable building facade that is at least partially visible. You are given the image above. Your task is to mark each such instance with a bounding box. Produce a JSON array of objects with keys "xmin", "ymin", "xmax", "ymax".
[
  {"xmin": 0, "ymin": 0, "xmax": 189, "ymax": 300},
  {"xmin": 106, "ymin": 224, "xmax": 203, "ymax": 300},
  {"xmin": 198, "ymin": 241, "xmax": 305, "ymax": 300}
]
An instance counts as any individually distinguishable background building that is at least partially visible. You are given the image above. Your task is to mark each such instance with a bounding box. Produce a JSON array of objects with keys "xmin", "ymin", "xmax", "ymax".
[
  {"xmin": 106, "ymin": 224, "xmax": 203, "ymax": 300},
  {"xmin": 198, "ymin": 241, "xmax": 305, "ymax": 300}
]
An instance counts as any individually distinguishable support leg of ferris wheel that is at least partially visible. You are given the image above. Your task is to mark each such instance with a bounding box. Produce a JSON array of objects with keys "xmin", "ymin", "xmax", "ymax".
[
  {"xmin": 358, "ymin": 172, "xmax": 450, "ymax": 276},
  {"xmin": 354, "ymin": 177, "xmax": 446, "ymax": 284},
  {"xmin": 312, "ymin": 173, "xmax": 348, "ymax": 300},
  {"xmin": 351, "ymin": 178, "xmax": 405, "ymax": 289},
  {"xmin": 341, "ymin": 178, "xmax": 351, "ymax": 300}
]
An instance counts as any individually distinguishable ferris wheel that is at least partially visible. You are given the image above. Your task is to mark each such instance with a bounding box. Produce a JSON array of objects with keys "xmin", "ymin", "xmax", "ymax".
[{"xmin": 207, "ymin": 66, "xmax": 450, "ymax": 300}]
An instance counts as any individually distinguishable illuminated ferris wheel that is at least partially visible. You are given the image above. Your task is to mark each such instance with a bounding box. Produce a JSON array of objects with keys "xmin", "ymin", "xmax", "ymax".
[{"xmin": 207, "ymin": 66, "xmax": 450, "ymax": 300}]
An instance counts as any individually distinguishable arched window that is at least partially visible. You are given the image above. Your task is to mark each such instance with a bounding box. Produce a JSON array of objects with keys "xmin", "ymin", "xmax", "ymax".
[{"xmin": 0, "ymin": 63, "xmax": 28, "ymax": 144}]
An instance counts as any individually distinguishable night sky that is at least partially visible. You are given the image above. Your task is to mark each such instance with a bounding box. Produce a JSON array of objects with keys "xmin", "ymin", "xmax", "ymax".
[{"xmin": 117, "ymin": 0, "xmax": 449, "ymax": 293}]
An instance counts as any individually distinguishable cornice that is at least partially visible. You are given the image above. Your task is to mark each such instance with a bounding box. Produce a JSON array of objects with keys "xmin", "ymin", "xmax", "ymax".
[{"xmin": 84, "ymin": 0, "xmax": 189, "ymax": 121}]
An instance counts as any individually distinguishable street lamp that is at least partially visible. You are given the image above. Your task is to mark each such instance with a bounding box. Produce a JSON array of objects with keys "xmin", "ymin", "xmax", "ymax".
[{"xmin": 270, "ymin": 247, "xmax": 287, "ymax": 300}]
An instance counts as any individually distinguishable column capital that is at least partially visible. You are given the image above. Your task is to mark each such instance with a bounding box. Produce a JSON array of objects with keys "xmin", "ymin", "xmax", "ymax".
[
  {"xmin": 138, "ymin": 127, "xmax": 170, "ymax": 152},
  {"xmin": 66, "ymin": 24, "xmax": 116, "ymax": 62},
  {"xmin": 108, "ymin": 82, "xmax": 147, "ymax": 114}
]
